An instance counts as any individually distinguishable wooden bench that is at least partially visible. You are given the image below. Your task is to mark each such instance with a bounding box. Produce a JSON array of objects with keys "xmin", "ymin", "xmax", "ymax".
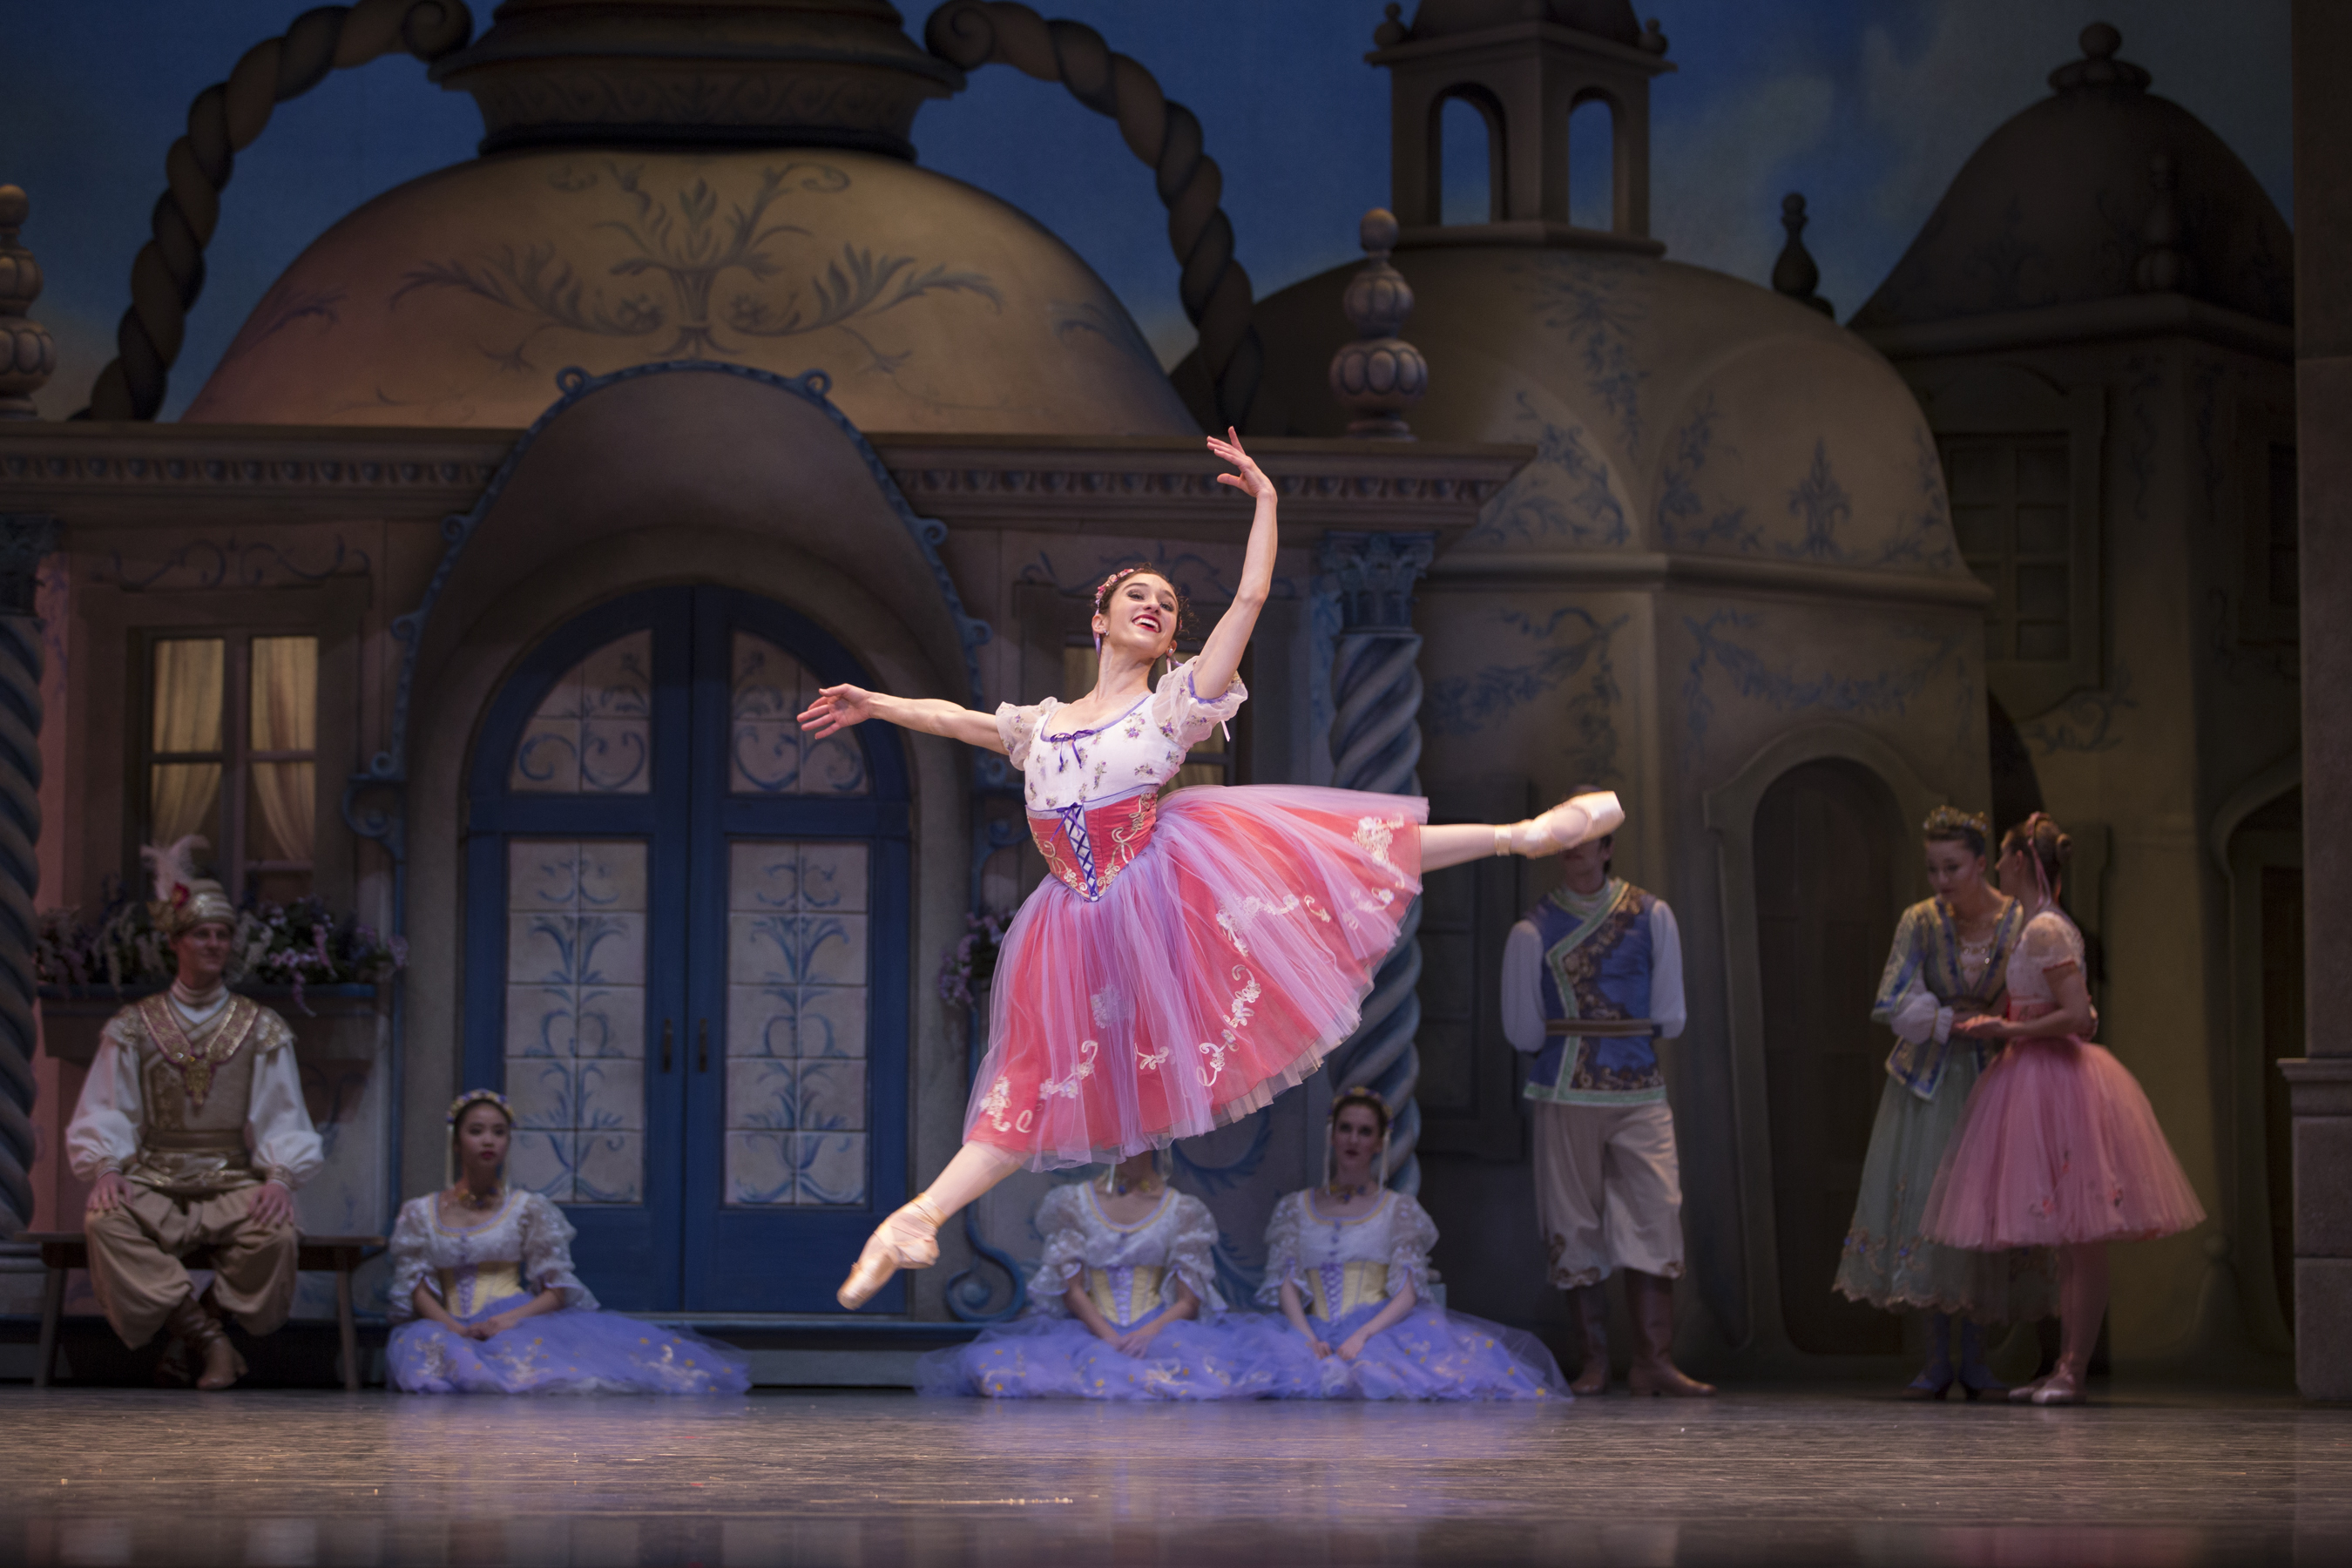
[{"xmin": 21, "ymin": 1232, "xmax": 385, "ymax": 1391}]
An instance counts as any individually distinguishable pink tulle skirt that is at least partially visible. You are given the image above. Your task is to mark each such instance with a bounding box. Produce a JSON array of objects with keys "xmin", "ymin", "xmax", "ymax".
[
  {"xmin": 1922, "ymin": 1035, "xmax": 2206, "ymax": 1249},
  {"xmin": 966, "ymin": 785, "xmax": 1425, "ymax": 1170}
]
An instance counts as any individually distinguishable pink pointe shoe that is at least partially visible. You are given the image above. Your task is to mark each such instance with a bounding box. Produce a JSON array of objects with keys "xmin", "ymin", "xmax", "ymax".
[
  {"xmin": 2028, "ymin": 1369, "xmax": 2085, "ymax": 1405},
  {"xmin": 836, "ymin": 1197, "xmax": 946, "ymax": 1309},
  {"xmin": 1513, "ymin": 791, "xmax": 1625, "ymax": 857}
]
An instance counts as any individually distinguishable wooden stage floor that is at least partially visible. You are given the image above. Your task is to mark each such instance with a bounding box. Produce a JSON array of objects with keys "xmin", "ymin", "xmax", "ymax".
[{"xmin": 0, "ymin": 1385, "xmax": 2342, "ymax": 1565}]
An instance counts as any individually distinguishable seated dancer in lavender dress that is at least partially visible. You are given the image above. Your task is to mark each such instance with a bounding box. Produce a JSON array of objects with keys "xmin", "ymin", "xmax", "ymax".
[
  {"xmin": 386, "ymin": 1090, "xmax": 748, "ymax": 1395},
  {"xmin": 1257, "ymin": 1087, "xmax": 1566, "ymax": 1401},
  {"xmin": 916, "ymin": 1151, "xmax": 1271, "ymax": 1399}
]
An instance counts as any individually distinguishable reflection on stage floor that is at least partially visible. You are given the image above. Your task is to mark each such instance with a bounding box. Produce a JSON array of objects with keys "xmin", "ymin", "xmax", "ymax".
[{"xmin": 0, "ymin": 1385, "xmax": 2341, "ymax": 1565}]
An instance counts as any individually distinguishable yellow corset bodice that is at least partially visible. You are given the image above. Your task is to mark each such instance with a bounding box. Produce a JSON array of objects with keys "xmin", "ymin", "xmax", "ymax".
[
  {"xmin": 1305, "ymin": 1260, "xmax": 1390, "ymax": 1321},
  {"xmin": 1085, "ymin": 1265, "xmax": 1165, "ymax": 1326},
  {"xmin": 437, "ymin": 1261, "xmax": 524, "ymax": 1320}
]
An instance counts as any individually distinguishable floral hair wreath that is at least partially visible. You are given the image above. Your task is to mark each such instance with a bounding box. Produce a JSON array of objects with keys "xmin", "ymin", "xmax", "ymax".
[{"xmin": 447, "ymin": 1088, "xmax": 515, "ymax": 1127}]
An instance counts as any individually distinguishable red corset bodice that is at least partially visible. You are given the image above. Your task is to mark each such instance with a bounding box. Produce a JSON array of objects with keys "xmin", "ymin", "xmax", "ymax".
[{"xmin": 1029, "ymin": 789, "xmax": 1159, "ymax": 902}]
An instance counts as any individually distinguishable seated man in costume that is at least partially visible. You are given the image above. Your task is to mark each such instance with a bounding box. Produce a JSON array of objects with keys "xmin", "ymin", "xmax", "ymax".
[
  {"xmin": 65, "ymin": 842, "xmax": 322, "ymax": 1389},
  {"xmin": 1500, "ymin": 794, "xmax": 1714, "ymax": 1398}
]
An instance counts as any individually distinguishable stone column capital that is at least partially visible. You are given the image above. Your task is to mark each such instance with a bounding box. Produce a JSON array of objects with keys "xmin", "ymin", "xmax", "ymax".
[{"xmin": 1316, "ymin": 530, "xmax": 1436, "ymax": 632}]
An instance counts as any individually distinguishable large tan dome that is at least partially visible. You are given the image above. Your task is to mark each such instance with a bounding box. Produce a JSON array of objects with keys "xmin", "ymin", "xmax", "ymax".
[
  {"xmin": 1228, "ymin": 246, "xmax": 1968, "ymax": 578},
  {"xmin": 184, "ymin": 148, "xmax": 1194, "ymax": 435}
]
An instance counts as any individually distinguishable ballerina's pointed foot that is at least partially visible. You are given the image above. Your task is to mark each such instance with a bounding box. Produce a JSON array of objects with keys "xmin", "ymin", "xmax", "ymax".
[
  {"xmin": 1512, "ymin": 790, "xmax": 1625, "ymax": 857},
  {"xmin": 836, "ymin": 1197, "xmax": 946, "ymax": 1309},
  {"xmin": 2029, "ymin": 1369, "xmax": 2085, "ymax": 1405}
]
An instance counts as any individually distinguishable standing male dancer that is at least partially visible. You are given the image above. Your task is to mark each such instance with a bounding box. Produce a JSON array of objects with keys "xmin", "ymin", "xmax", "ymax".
[{"xmin": 1499, "ymin": 797, "xmax": 1714, "ymax": 1397}]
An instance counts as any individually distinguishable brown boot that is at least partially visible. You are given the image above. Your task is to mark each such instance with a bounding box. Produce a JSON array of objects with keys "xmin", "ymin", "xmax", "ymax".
[
  {"xmin": 1625, "ymin": 1270, "xmax": 1713, "ymax": 1398},
  {"xmin": 166, "ymin": 1294, "xmax": 245, "ymax": 1391},
  {"xmin": 1569, "ymin": 1284, "xmax": 1611, "ymax": 1396}
]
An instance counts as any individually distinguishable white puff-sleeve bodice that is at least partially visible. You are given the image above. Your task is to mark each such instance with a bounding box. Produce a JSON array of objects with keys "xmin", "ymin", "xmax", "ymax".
[
  {"xmin": 1029, "ymin": 1181, "xmax": 1227, "ymax": 1316},
  {"xmin": 1002, "ymin": 659, "xmax": 1247, "ymax": 812},
  {"xmin": 2006, "ymin": 910, "xmax": 2085, "ymax": 1011},
  {"xmin": 385, "ymin": 1191, "xmax": 597, "ymax": 1323},
  {"xmin": 1254, "ymin": 1188, "xmax": 1437, "ymax": 1307}
]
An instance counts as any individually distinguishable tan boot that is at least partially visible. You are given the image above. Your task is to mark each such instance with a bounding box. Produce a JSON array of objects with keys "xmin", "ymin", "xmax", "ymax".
[
  {"xmin": 166, "ymin": 1294, "xmax": 245, "ymax": 1391},
  {"xmin": 1569, "ymin": 1284, "xmax": 1611, "ymax": 1396},
  {"xmin": 1624, "ymin": 1270, "xmax": 1713, "ymax": 1398}
]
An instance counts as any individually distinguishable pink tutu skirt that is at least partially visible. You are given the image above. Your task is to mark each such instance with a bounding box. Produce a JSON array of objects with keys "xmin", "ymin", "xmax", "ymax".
[
  {"xmin": 1922, "ymin": 1035, "xmax": 2205, "ymax": 1249},
  {"xmin": 967, "ymin": 784, "xmax": 1424, "ymax": 1169}
]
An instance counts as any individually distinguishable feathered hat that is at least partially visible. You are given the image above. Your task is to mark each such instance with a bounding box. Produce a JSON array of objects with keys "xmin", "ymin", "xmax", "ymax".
[{"xmin": 142, "ymin": 836, "xmax": 234, "ymax": 937}]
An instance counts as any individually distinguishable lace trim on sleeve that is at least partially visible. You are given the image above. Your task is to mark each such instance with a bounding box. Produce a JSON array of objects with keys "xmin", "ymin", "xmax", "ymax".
[
  {"xmin": 1254, "ymin": 1192, "xmax": 1308, "ymax": 1308},
  {"xmin": 996, "ymin": 700, "xmax": 1049, "ymax": 772},
  {"xmin": 385, "ymin": 1199, "xmax": 435, "ymax": 1325},
  {"xmin": 1386, "ymin": 1193, "xmax": 1439, "ymax": 1300},
  {"xmin": 1163, "ymin": 1193, "xmax": 1227, "ymax": 1315},
  {"xmin": 2019, "ymin": 911, "xmax": 2084, "ymax": 975},
  {"xmin": 517, "ymin": 1193, "xmax": 598, "ymax": 1311},
  {"xmin": 1027, "ymin": 1182, "xmax": 1089, "ymax": 1317},
  {"xmin": 1150, "ymin": 659, "xmax": 1247, "ymax": 750}
]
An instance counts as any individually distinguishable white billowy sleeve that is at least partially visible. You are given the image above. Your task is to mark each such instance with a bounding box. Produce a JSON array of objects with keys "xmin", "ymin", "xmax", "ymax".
[
  {"xmin": 1162, "ymin": 1193, "xmax": 1227, "ymax": 1315},
  {"xmin": 1386, "ymin": 1193, "xmax": 1439, "ymax": 1300},
  {"xmin": 247, "ymin": 1037, "xmax": 324, "ymax": 1188},
  {"xmin": 995, "ymin": 700, "xmax": 1048, "ymax": 772},
  {"xmin": 385, "ymin": 1198, "xmax": 436, "ymax": 1324},
  {"xmin": 1648, "ymin": 901, "xmax": 1687, "ymax": 1041},
  {"xmin": 1152, "ymin": 659, "xmax": 1247, "ymax": 747},
  {"xmin": 64, "ymin": 1022, "xmax": 144, "ymax": 1180},
  {"xmin": 1254, "ymin": 1191, "xmax": 1309, "ymax": 1308},
  {"xmin": 517, "ymin": 1193, "xmax": 597, "ymax": 1309},
  {"xmin": 1028, "ymin": 1182, "xmax": 1090, "ymax": 1316},
  {"xmin": 1500, "ymin": 921, "xmax": 1546, "ymax": 1053},
  {"xmin": 1889, "ymin": 989, "xmax": 1953, "ymax": 1046}
]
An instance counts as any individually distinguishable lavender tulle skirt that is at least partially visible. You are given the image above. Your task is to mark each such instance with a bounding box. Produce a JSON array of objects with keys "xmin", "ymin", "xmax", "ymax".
[
  {"xmin": 970, "ymin": 785, "xmax": 1425, "ymax": 1169},
  {"xmin": 914, "ymin": 1310, "xmax": 1288, "ymax": 1400},
  {"xmin": 388, "ymin": 1293, "xmax": 751, "ymax": 1395},
  {"xmin": 1264, "ymin": 1302, "xmax": 1568, "ymax": 1401},
  {"xmin": 1923, "ymin": 1036, "xmax": 2206, "ymax": 1250}
]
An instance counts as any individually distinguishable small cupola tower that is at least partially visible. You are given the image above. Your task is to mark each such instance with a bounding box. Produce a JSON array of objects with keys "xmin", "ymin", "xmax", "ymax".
[{"xmin": 1369, "ymin": 0, "xmax": 1672, "ymax": 252}]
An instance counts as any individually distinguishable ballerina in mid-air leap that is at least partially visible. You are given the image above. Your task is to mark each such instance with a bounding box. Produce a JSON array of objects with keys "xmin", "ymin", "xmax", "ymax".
[{"xmin": 800, "ymin": 427, "xmax": 1621, "ymax": 1308}]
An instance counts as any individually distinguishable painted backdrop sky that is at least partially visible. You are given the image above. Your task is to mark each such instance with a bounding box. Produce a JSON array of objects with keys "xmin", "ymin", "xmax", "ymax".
[{"xmin": 2, "ymin": 0, "xmax": 2291, "ymax": 422}]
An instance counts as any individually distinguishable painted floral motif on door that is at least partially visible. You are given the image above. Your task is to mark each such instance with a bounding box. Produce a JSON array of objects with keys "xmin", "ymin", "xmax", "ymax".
[
  {"xmin": 732, "ymin": 632, "xmax": 868, "ymax": 796},
  {"xmin": 724, "ymin": 840, "xmax": 868, "ymax": 1206},
  {"xmin": 504, "ymin": 839, "xmax": 648, "ymax": 1203},
  {"xmin": 510, "ymin": 630, "xmax": 653, "ymax": 794}
]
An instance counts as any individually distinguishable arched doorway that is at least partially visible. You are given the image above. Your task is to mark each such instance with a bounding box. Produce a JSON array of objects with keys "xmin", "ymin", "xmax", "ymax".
[
  {"xmin": 464, "ymin": 585, "xmax": 911, "ymax": 1313},
  {"xmin": 1753, "ymin": 758, "xmax": 1903, "ymax": 1355}
]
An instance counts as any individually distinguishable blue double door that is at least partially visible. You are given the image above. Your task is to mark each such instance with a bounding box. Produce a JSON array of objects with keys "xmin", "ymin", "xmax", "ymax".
[{"xmin": 466, "ymin": 585, "xmax": 909, "ymax": 1313}]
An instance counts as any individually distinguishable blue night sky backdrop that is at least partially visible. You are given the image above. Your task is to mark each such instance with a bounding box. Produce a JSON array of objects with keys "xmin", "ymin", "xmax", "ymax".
[{"xmin": 1, "ymin": 0, "xmax": 2291, "ymax": 422}]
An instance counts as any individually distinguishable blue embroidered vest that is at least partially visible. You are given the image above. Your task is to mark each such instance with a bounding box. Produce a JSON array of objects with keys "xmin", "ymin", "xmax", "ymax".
[{"xmin": 1524, "ymin": 879, "xmax": 1665, "ymax": 1105}]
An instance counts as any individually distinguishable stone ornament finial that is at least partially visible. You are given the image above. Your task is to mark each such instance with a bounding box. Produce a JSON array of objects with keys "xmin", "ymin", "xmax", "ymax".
[
  {"xmin": 2134, "ymin": 153, "xmax": 2193, "ymax": 294},
  {"xmin": 1373, "ymin": 2, "xmax": 1408, "ymax": 47},
  {"xmin": 1639, "ymin": 17, "xmax": 1669, "ymax": 55},
  {"xmin": 1328, "ymin": 209, "xmax": 1428, "ymax": 441},
  {"xmin": 2049, "ymin": 21, "xmax": 2151, "ymax": 92},
  {"xmin": 1771, "ymin": 193, "xmax": 1835, "ymax": 318},
  {"xmin": 0, "ymin": 186, "xmax": 56, "ymax": 421}
]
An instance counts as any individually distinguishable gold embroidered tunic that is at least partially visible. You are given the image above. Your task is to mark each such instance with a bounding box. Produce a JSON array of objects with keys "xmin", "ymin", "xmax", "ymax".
[{"xmin": 66, "ymin": 990, "xmax": 321, "ymax": 1198}]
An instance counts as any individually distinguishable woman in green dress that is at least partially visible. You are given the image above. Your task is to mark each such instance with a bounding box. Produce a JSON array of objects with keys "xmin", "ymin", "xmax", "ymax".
[{"xmin": 1834, "ymin": 807, "xmax": 2055, "ymax": 1397}]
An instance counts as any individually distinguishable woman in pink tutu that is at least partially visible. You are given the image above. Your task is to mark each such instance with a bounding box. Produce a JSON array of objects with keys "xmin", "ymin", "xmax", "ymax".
[
  {"xmin": 799, "ymin": 428, "xmax": 1620, "ymax": 1308},
  {"xmin": 1921, "ymin": 813, "xmax": 2205, "ymax": 1403}
]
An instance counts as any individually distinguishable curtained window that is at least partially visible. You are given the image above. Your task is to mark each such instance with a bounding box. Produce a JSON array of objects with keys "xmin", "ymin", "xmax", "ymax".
[{"xmin": 143, "ymin": 633, "xmax": 317, "ymax": 902}]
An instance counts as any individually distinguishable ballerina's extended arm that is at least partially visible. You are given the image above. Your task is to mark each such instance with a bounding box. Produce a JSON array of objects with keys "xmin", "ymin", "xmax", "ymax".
[
  {"xmin": 1188, "ymin": 428, "xmax": 1278, "ymax": 700},
  {"xmin": 796, "ymin": 684, "xmax": 1007, "ymax": 752}
]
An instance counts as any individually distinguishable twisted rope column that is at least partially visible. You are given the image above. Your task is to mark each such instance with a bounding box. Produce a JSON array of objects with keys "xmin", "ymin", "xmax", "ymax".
[
  {"xmin": 924, "ymin": 0, "xmax": 1262, "ymax": 429},
  {"xmin": 79, "ymin": 0, "xmax": 472, "ymax": 421},
  {"xmin": 1318, "ymin": 531, "xmax": 1435, "ymax": 1193},
  {"xmin": 0, "ymin": 515, "xmax": 57, "ymax": 1233}
]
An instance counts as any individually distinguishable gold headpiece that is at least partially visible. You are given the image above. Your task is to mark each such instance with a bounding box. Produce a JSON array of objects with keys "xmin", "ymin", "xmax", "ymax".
[
  {"xmin": 142, "ymin": 836, "xmax": 235, "ymax": 937},
  {"xmin": 447, "ymin": 1088, "xmax": 515, "ymax": 1126}
]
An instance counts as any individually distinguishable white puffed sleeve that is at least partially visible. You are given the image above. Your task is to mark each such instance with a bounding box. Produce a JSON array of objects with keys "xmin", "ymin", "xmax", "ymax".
[
  {"xmin": 246, "ymin": 1036, "xmax": 324, "ymax": 1188},
  {"xmin": 1500, "ymin": 921, "xmax": 1546, "ymax": 1054},
  {"xmin": 995, "ymin": 700, "xmax": 1049, "ymax": 772},
  {"xmin": 517, "ymin": 1193, "xmax": 597, "ymax": 1310},
  {"xmin": 1254, "ymin": 1191, "xmax": 1309, "ymax": 1308},
  {"xmin": 1385, "ymin": 1193, "xmax": 1439, "ymax": 1300},
  {"xmin": 1889, "ymin": 988, "xmax": 1954, "ymax": 1046},
  {"xmin": 1149, "ymin": 659, "xmax": 1247, "ymax": 749},
  {"xmin": 1028, "ymin": 1181, "xmax": 1091, "ymax": 1316},
  {"xmin": 1647, "ymin": 901, "xmax": 1686, "ymax": 1041},
  {"xmin": 2020, "ymin": 911, "xmax": 2085, "ymax": 975},
  {"xmin": 1161, "ymin": 1192, "xmax": 1228, "ymax": 1315},
  {"xmin": 385, "ymin": 1197, "xmax": 437, "ymax": 1323},
  {"xmin": 64, "ymin": 1021, "xmax": 144, "ymax": 1180}
]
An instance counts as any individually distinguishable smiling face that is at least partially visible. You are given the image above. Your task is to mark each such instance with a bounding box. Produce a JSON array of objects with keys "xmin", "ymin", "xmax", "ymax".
[
  {"xmin": 1331, "ymin": 1101, "xmax": 1384, "ymax": 1182},
  {"xmin": 455, "ymin": 1104, "xmax": 512, "ymax": 1186},
  {"xmin": 1924, "ymin": 836, "xmax": 1987, "ymax": 904},
  {"xmin": 172, "ymin": 921, "xmax": 234, "ymax": 990},
  {"xmin": 1093, "ymin": 572, "xmax": 1179, "ymax": 663}
]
